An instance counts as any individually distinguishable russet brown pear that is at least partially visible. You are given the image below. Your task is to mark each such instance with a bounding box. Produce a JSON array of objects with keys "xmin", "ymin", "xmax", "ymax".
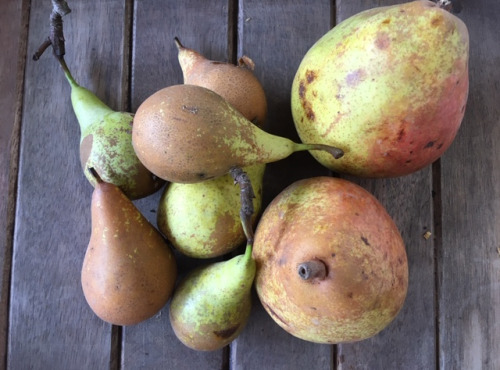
[
  {"xmin": 132, "ymin": 84, "xmax": 343, "ymax": 184},
  {"xmin": 81, "ymin": 175, "xmax": 177, "ymax": 326}
]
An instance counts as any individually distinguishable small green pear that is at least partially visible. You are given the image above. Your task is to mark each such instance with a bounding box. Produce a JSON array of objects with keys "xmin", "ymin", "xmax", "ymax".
[
  {"xmin": 169, "ymin": 243, "xmax": 256, "ymax": 351},
  {"xmin": 57, "ymin": 58, "xmax": 164, "ymax": 199},
  {"xmin": 132, "ymin": 84, "xmax": 344, "ymax": 183},
  {"xmin": 157, "ymin": 163, "xmax": 265, "ymax": 258}
]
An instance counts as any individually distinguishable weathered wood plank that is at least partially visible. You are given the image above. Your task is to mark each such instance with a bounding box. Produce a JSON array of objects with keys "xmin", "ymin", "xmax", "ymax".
[
  {"xmin": 438, "ymin": 1, "xmax": 500, "ymax": 368},
  {"xmin": 8, "ymin": 1, "xmax": 128, "ymax": 368},
  {"xmin": 334, "ymin": 2, "xmax": 437, "ymax": 369},
  {"xmin": 0, "ymin": 0, "xmax": 28, "ymax": 367},
  {"xmin": 122, "ymin": 1, "xmax": 232, "ymax": 368},
  {"xmin": 231, "ymin": 1, "xmax": 334, "ymax": 369}
]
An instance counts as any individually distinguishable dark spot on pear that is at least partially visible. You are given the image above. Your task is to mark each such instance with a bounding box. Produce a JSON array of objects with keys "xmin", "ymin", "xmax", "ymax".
[
  {"xmin": 361, "ymin": 236, "xmax": 370, "ymax": 246},
  {"xmin": 306, "ymin": 70, "xmax": 316, "ymax": 84},
  {"xmin": 347, "ymin": 292, "xmax": 354, "ymax": 299},
  {"xmin": 424, "ymin": 141, "xmax": 435, "ymax": 148},
  {"xmin": 310, "ymin": 306, "xmax": 317, "ymax": 310},
  {"xmin": 437, "ymin": 143, "xmax": 444, "ymax": 150},
  {"xmin": 299, "ymin": 81, "xmax": 305, "ymax": 99},
  {"xmin": 264, "ymin": 303, "xmax": 290, "ymax": 327},
  {"xmin": 213, "ymin": 325, "xmax": 239, "ymax": 339},
  {"xmin": 397, "ymin": 128, "xmax": 405, "ymax": 141},
  {"xmin": 382, "ymin": 18, "xmax": 391, "ymax": 24},
  {"xmin": 331, "ymin": 253, "xmax": 336, "ymax": 258},
  {"xmin": 431, "ymin": 16, "xmax": 443, "ymax": 27}
]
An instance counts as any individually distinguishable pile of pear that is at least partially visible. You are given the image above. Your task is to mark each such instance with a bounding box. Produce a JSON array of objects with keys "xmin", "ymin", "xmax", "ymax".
[{"xmin": 51, "ymin": 0, "xmax": 469, "ymax": 352}]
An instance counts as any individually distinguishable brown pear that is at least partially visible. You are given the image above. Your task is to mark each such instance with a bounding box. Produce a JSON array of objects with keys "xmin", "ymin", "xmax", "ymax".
[
  {"xmin": 175, "ymin": 37, "xmax": 267, "ymax": 126},
  {"xmin": 81, "ymin": 172, "xmax": 177, "ymax": 326}
]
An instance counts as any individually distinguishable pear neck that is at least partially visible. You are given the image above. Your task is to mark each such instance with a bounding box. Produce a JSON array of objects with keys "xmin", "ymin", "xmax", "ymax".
[{"xmin": 71, "ymin": 85, "xmax": 114, "ymax": 133}]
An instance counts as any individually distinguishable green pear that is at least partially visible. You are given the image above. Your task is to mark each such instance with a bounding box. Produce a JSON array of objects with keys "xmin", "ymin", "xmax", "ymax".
[
  {"xmin": 291, "ymin": 0, "xmax": 469, "ymax": 177},
  {"xmin": 175, "ymin": 37, "xmax": 267, "ymax": 126},
  {"xmin": 81, "ymin": 170, "xmax": 177, "ymax": 326},
  {"xmin": 57, "ymin": 58, "xmax": 164, "ymax": 199},
  {"xmin": 169, "ymin": 243, "xmax": 255, "ymax": 351},
  {"xmin": 157, "ymin": 163, "xmax": 265, "ymax": 258},
  {"xmin": 132, "ymin": 84, "xmax": 344, "ymax": 183}
]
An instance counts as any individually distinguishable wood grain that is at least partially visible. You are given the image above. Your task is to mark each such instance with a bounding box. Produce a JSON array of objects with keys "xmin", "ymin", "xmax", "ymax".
[
  {"xmin": 8, "ymin": 1, "xmax": 128, "ymax": 368},
  {"xmin": 0, "ymin": 0, "xmax": 28, "ymax": 367},
  {"xmin": 438, "ymin": 1, "xmax": 500, "ymax": 368}
]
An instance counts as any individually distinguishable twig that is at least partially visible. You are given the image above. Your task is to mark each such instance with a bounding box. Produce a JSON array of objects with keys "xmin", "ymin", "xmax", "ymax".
[
  {"xmin": 229, "ymin": 167, "xmax": 256, "ymax": 245},
  {"xmin": 32, "ymin": 0, "xmax": 71, "ymax": 61}
]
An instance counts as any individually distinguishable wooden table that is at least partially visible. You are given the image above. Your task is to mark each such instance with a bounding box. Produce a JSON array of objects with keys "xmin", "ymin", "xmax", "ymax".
[{"xmin": 1, "ymin": 0, "xmax": 498, "ymax": 369}]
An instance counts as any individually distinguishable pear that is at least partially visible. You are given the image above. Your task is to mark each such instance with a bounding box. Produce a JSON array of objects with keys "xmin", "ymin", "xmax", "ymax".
[
  {"xmin": 175, "ymin": 37, "xmax": 267, "ymax": 127},
  {"xmin": 169, "ymin": 243, "xmax": 255, "ymax": 351},
  {"xmin": 291, "ymin": 0, "xmax": 469, "ymax": 177},
  {"xmin": 253, "ymin": 177, "xmax": 408, "ymax": 344},
  {"xmin": 57, "ymin": 58, "xmax": 164, "ymax": 199},
  {"xmin": 157, "ymin": 163, "xmax": 265, "ymax": 258},
  {"xmin": 81, "ymin": 170, "xmax": 177, "ymax": 326},
  {"xmin": 132, "ymin": 84, "xmax": 344, "ymax": 183}
]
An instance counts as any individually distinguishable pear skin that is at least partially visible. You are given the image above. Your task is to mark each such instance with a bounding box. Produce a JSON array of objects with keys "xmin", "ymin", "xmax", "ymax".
[
  {"xmin": 132, "ymin": 84, "xmax": 343, "ymax": 183},
  {"xmin": 157, "ymin": 163, "xmax": 265, "ymax": 258},
  {"xmin": 253, "ymin": 177, "xmax": 408, "ymax": 344},
  {"xmin": 291, "ymin": 0, "xmax": 469, "ymax": 177},
  {"xmin": 59, "ymin": 59, "xmax": 164, "ymax": 199},
  {"xmin": 169, "ymin": 243, "xmax": 255, "ymax": 351},
  {"xmin": 175, "ymin": 37, "xmax": 267, "ymax": 127},
  {"xmin": 81, "ymin": 177, "xmax": 177, "ymax": 326}
]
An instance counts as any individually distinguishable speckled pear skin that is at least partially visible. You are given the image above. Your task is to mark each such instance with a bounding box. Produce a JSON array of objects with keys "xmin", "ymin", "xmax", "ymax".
[
  {"xmin": 292, "ymin": 0, "xmax": 469, "ymax": 177},
  {"xmin": 253, "ymin": 177, "xmax": 408, "ymax": 344},
  {"xmin": 169, "ymin": 244, "xmax": 255, "ymax": 351},
  {"xmin": 157, "ymin": 163, "xmax": 265, "ymax": 258},
  {"xmin": 81, "ymin": 180, "xmax": 177, "ymax": 326},
  {"xmin": 61, "ymin": 62, "xmax": 164, "ymax": 199}
]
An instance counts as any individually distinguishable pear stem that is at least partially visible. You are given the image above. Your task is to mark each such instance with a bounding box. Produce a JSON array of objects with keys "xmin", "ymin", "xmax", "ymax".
[
  {"xmin": 174, "ymin": 36, "xmax": 184, "ymax": 50},
  {"xmin": 435, "ymin": 0, "xmax": 462, "ymax": 13},
  {"xmin": 297, "ymin": 260, "xmax": 327, "ymax": 281},
  {"xmin": 295, "ymin": 143, "xmax": 344, "ymax": 160},
  {"xmin": 56, "ymin": 56, "xmax": 78, "ymax": 87},
  {"xmin": 230, "ymin": 167, "xmax": 255, "ymax": 245},
  {"xmin": 88, "ymin": 167, "xmax": 103, "ymax": 184}
]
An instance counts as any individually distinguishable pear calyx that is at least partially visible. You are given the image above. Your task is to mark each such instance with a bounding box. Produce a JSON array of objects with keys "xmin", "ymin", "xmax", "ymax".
[{"xmin": 297, "ymin": 260, "xmax": 327, "ymax": 281}]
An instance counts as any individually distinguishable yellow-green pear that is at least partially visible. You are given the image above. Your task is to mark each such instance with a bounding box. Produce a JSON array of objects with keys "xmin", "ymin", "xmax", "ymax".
[
  {"xmin": 169, "ymin": 243, "xmax": 255, "ymax": 351},
  {"xmin": 157, "ymin": 163, "xmax": 265, "ymax": 258},
  {"xmin": 291, "ymin": 0, "xmax": 469, "ymax": 177},
  {"xmin": 57, "ymin": 58, "xmax": 164, "ymax": 199}
]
